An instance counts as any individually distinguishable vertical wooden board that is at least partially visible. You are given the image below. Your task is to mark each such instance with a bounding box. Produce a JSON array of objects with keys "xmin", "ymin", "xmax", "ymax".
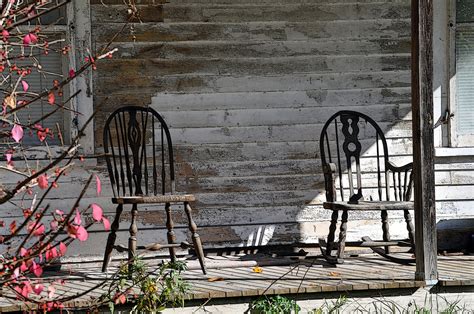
[{"xmin": 411, "ymin": 0, "xmax": 438, "ymax": 282}]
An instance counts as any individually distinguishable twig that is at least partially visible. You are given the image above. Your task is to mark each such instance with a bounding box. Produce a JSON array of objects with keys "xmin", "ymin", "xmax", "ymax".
[{"xmin": 5, "ymin": 0, "xmax": 72, "ymax": 31}]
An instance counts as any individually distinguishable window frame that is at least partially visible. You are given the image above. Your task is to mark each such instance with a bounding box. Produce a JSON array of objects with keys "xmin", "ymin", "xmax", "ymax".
[
  {"xmin": 13, "ymin": 25, "xmax": 72, "ymax": 147},
  {"xmin": 10, "ymin": 0, "xmax": 94, "ymax": 159},
  {"xmin": 448, "ymin": 0, "xmax": 474, "ymax": 148}
]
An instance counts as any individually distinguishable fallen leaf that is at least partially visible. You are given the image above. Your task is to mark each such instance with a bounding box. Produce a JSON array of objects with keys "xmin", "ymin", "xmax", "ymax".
[
  {"xmin": 328, "ymin": 272, "xmax": 341, "ymax": 277},
  {"xmin": 207, "ymin": 277, "xmax": 224, "ymax": 282},
  {"xmin": 252, "ymin": 266, "xmax": 263, "ymax": 273}
]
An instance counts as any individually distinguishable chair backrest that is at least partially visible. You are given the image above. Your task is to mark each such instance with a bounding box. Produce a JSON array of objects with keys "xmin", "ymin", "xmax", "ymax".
[
  {"xmin": 103, "ymin": 106, "xmax": 175, "ymax": 197},
  {"xmin": 320, "ymin": 110, "xmax": 413, "ymax": 203}
]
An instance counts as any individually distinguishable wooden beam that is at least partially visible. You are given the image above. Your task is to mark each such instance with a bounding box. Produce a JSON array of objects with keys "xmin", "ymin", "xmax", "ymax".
[{"xmin": 411, "ymin": 0, "xmax": 438, "ymax": 283}]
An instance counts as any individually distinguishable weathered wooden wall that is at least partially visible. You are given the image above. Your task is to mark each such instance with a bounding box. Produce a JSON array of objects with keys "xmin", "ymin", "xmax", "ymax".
[
  {"xmin": 88, "ymin": 0, "xmax": 415, "ymax": 254},
  {"xmin": 1, "ymin": 0, "xmax": 472, "ymax": 256}
]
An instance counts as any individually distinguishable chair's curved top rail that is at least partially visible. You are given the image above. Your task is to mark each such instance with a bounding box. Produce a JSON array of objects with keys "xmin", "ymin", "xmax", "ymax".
[
  {"xmin": 103, "ymin": 105, "xmax": 176, "ymax": 198},
  {"xmin": 319, "ymin": 110, "xmax": 390, "ymax": 167}
]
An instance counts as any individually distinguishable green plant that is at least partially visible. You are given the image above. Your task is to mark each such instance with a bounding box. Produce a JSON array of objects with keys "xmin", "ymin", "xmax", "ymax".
[
  {"xmin": 250, "ymin": 295, "xmax": 300, "ymax": 314},
  {"xmin": 106, "ymin": 258, "xmax": 189, "ymax": 313},
  {"xmin": 310, "ymin": 295, "xmax": 348, "ymax": 314},
  {"xmin": 310, "ymin": 294, "xmax": 470, "ymax": 314}
]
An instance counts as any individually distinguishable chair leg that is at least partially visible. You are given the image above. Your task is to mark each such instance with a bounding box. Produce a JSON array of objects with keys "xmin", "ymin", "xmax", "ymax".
[
  {"xmin": 128, "ymin": 203, "xmax": 138, "ymax": 278},
  {"xmin": 102, "ymin": 204, "xmax": 124, "ymax": 272},
  {"xmin": 165, "ymin": 202, "xmax": 177, "ymax": 262},
  {"xmin": 381, "ymin": 210, "xmax": 391, "ymax": 253},
  {"xmin": 184, "ymin": 202, "xmax": 206, "ymax": 274},
  {"xmin": 336, "ymin": 210, "xmax": 348, "ymax": 263},
  {"xmin": 326, "ymin": 210, "xmax": 339, "ymax": 257},
  {"xmin": 403, "ymin": 209, "xmax": 416, "ymax": 251}
]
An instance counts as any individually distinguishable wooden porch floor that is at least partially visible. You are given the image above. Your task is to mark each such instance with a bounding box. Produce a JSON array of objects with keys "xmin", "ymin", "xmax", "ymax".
[{"xmin": 0, "ymin": 253, "xmax": 473, "ymax": 312}]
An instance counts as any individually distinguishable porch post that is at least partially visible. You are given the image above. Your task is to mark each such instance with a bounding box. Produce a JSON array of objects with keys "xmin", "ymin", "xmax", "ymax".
[{"xmin": 411, "ymin": 0, "xmax": 438, "ymax": 283}]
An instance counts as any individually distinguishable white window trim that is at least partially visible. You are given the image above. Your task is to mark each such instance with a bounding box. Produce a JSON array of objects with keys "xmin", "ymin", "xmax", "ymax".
[
  {"xmin": 434, "ymin": 0, "xmax": 474, "ymax": 157},
  {"xmin": 67, "ymin": 0, "xmax": 94, "ymax": 156}
]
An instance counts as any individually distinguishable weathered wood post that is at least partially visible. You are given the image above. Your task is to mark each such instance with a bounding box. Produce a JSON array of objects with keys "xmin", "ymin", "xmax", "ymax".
[{"xmin": 411, "ymin": 0, "xmax": 438, "ymax": 284}]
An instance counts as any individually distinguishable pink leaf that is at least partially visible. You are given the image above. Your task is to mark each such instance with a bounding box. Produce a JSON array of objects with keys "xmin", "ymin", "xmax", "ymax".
[
  {"xmin": 20, "ymin": 247, "xmax": 28, "ymax": 257},
  {"xmin": 33, "ymin": 224, "xmax": 45, "ymax": 236},
  {"xmin": 11, "ymin": 124, "xmax": 23, "ymax": 143},
  {"xmin": 31, "ymin": 261, "xmax": 43, "ymax": 277},
  {"xmin": 47, "ymin": 92, "xmax": 55, "ymax": 105},
  {"xmin": 91, "ymin": 203, "xmax": 103, "ymax": 222},
  {"xmin": 95, "ymin": 174, "xmax": 101, "ymax": 196},
  {"xmin": 45, "ymin": 248, "xmax": 53, "ymax": 261},
  {"xmin": 76, "ymin": 225, "xmax": 88, "ymax": 241},
  {"xmin": 59, "ymin": 242, "xmax": 67, "ymax": 256},
  {"xmin": 46, "ymin": 247, "xmax": 57, "ymax": 261},
  {"xmin": 23, "ymin": 33, "xmax": 37, "ymax": 46},
  {"xmin": 74, "ymin": 209, "xmax": 82, "ymax": 225},
  {"xmin": 48, "ymin": 285, "xmax": 55, "ymax": 299},
  {"xmin": 50, "ymin": 220, "xmax": 58, "ymax": 231},
  {"xmin": 21, "ymin": 281, "xmax": 32, "ymax": 298},
  {"xmin": 115, "ymin": 293, "xmax": 126, "ymax": 305},
  {"xmin": 20, "ymin": 262, "xmax": 28, "ymax": 272},
  {"xmin": 14, "ymin": 286, "xmax": 22, "ymax": 296},
  {"xmin": 102, "ymin": 217, "xmax": 111, "ymax": 231},
  {"xmin": 13, "ymin": 267, "xmax": 20, "ymax": 278},
  {"xmin": 5, "ymin": 153, "xmax": 13, "ymax": 167},
  {"xmin": 33, "ymin": 284, "xmax": 44, "ymax": 295},
  {"xmin": 21, "ymin": 80, "xmax": 29, "ymax": 92},
  {"xmin": 29, "ymin": 33, "xmax": 38, "ymax": 44},
  {"xmin": 66, "ymin": 224, "xmax": 77, "ymax": 238},
  {"xmin": 37, "ymin": 174, "xmax": 48, "ymax": 189},
  {"xmin": 23, "ymin": 34, "xmax": 31, "ymax": 46}
]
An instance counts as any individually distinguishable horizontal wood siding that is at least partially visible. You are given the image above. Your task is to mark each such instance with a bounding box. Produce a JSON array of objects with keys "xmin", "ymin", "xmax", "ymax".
[
  {"xmin": 88, "ymin": 0, "xmax": 415, "ymax": 254},
  {"xmin": 2, "ymin": 0, "xmax": 472, "ymax": 256}
]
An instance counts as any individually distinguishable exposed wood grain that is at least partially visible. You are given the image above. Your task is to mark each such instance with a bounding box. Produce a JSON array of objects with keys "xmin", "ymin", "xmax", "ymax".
[{"xmin": 411, "ymin": 0, "xmax": 438, "ymax": 283}]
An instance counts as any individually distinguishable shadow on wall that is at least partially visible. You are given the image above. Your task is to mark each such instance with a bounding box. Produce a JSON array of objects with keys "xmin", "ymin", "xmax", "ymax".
[{"xmin": 219, "ymin": 106, "xmax": 417, "ymax": 249}]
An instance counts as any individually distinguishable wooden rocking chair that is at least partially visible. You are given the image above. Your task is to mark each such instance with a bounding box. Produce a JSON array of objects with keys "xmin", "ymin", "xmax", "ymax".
[{"xmin": 319, "ymin": 110, "xmax": 416, "ymax": 265}]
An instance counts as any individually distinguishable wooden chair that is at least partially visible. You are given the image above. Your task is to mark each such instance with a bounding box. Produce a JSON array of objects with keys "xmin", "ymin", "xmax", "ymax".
[
  {"xmin": 319, "ymin": 110, "xmax": 415, "ymax": 264},
  {"xmin": 101, "ymin": 106, "xmax": 206, "ymax": 274}
]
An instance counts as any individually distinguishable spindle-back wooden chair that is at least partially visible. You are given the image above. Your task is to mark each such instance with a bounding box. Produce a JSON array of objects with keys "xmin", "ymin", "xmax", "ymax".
[
  {"xmin": 319, "ymin": 110, "xmax": 415, "ymax": 264},
  {"xmin": 101, "ymin": 106, "xmax": 206, "ymax": 274}
]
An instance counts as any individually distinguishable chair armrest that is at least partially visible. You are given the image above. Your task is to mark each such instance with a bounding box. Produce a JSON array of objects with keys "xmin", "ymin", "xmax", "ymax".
[{"xmin": 322, "ymin": 163, "xmax": 337, "ymax": 202}]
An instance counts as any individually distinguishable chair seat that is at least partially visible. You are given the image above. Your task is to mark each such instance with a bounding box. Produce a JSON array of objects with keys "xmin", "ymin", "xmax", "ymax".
[
  {"xmin": 323, "ymin": 201, "xmax": 413, "ymax": 211},
  {"xmin": 112, "ymin": 194, "xmax": 196, "ymax": 204}
]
